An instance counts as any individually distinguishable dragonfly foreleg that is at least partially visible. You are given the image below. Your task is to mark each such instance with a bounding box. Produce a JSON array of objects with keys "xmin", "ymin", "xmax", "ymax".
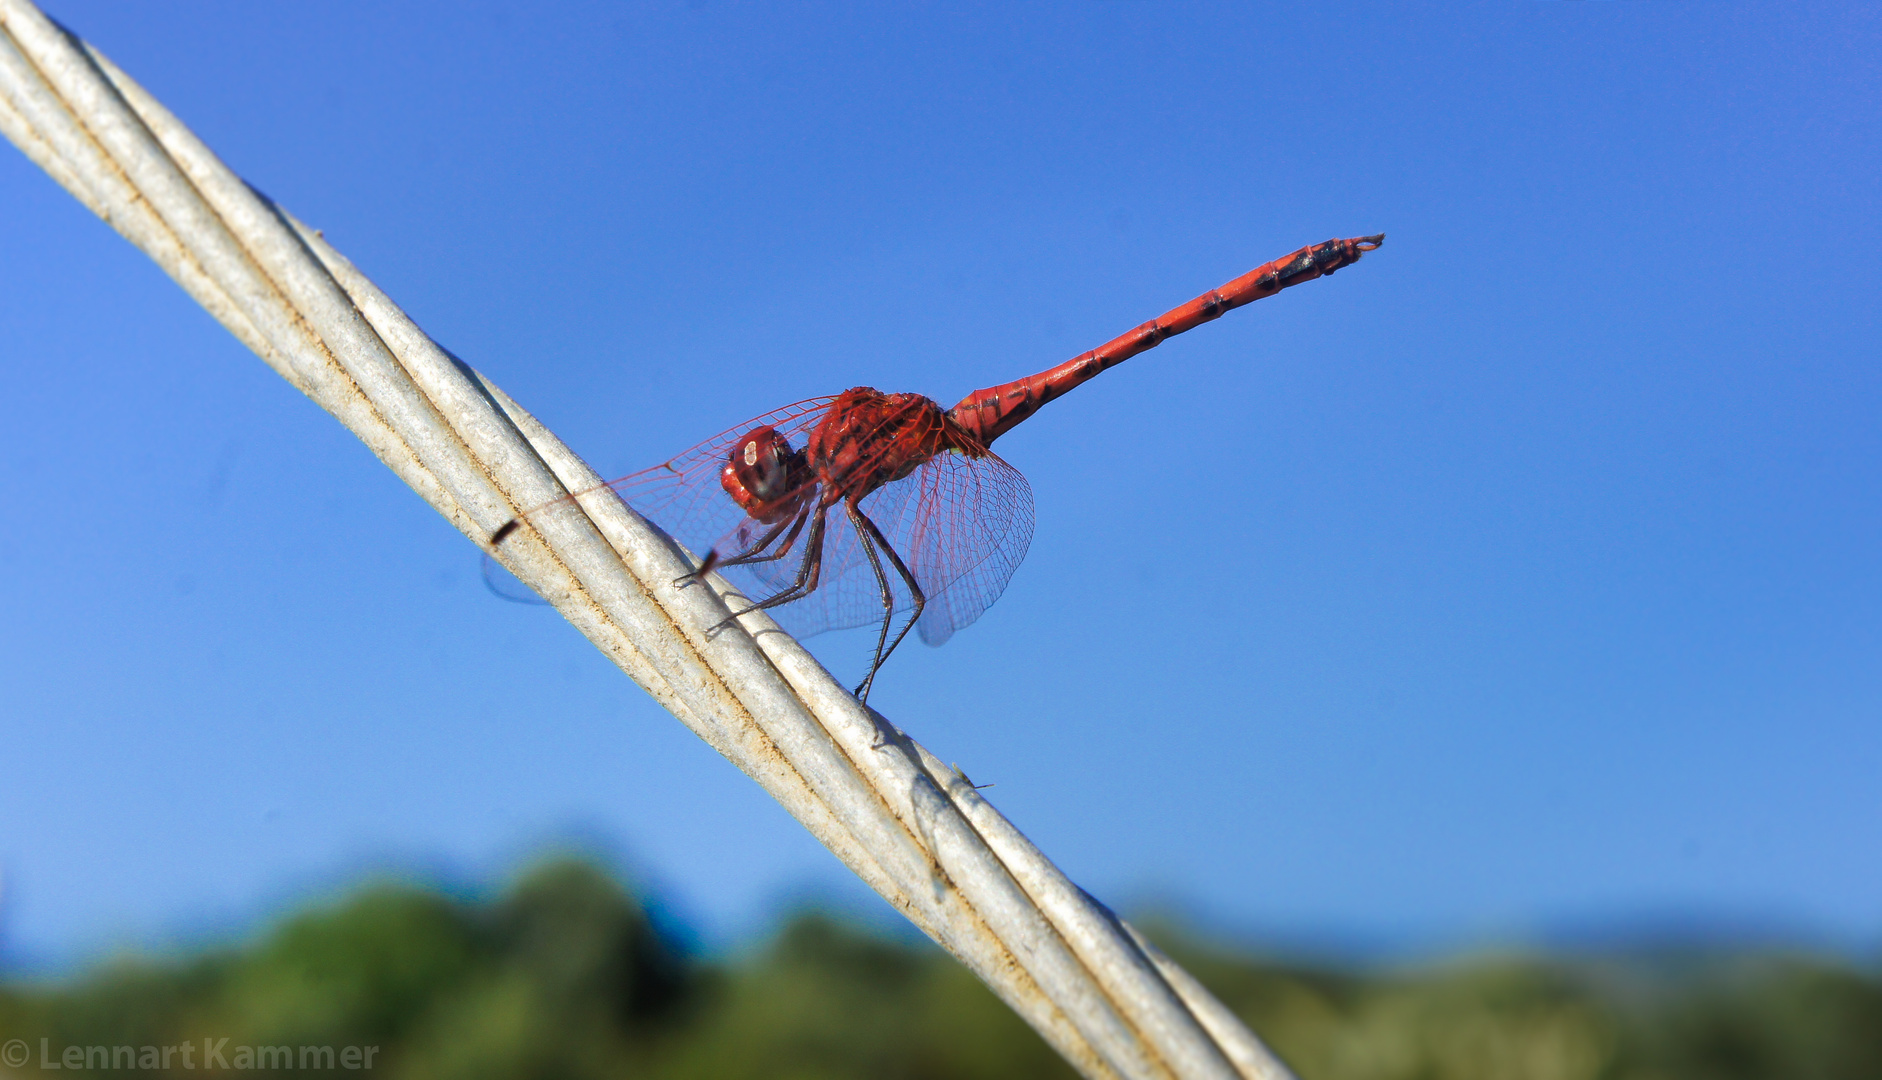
[
  {"xmin": 713, "ymin": 503, "xmax": 813, "ymax": 571},
  {"xmin": 672, "ymin": 503, "xmax": 811, "ymax": 588},
  {"xmin": 846, "ymin": 500, "xmax": 925, "ymax": 703},
  {"xmin": 711, "ymin": 501, "xmax": 831, "ymax": 632}
]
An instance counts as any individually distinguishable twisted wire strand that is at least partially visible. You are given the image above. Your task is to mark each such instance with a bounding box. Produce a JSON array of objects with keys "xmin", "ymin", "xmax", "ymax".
[{"xmin": 0, "ymin": 4, "xmax": 1294, "ymax": 1077}]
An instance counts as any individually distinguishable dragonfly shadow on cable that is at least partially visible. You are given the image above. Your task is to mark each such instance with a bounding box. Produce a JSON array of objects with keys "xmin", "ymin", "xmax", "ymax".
[
  {"xmin": 480, "ymin": 511, "xmax": 723, "ymax": 610},
  {"xmin": 481, "ymin": 543, "xmax": 550, "ymax": 606}
]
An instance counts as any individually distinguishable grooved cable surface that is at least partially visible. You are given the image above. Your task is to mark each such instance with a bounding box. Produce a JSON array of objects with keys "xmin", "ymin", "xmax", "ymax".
[{"xmin": 0, "ymin": 5, "xmax": 1295, "ymax": 1078}]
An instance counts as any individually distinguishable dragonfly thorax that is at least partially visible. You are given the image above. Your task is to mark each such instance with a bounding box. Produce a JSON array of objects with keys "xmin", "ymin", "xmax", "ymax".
[{"xmin": 809, "ymin": 388, "xmax": 971, "ymax": 503}]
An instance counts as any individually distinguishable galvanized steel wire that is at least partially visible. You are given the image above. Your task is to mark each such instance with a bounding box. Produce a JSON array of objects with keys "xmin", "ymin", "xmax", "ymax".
[{"xmin": 0, "ymin": 4, "xmax": 1295, "ymax": 1077}]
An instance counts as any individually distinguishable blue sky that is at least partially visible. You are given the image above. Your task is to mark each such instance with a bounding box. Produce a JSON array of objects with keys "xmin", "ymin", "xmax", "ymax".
[{"xmin": 2, "ymin": 2, "xmax": 1878, "ymax": 970}]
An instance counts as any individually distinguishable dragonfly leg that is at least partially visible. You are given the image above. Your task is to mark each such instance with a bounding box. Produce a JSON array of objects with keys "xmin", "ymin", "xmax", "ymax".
[
  {"xmin": 673, "ymin": 506, "xmax": 800, "ymax": 586},
  {"xmin": 848, "ymin": 504, "xmax": 896, "ymax": 701},
  {"xmin": 712, "ymin": 501, "xmax": 830, "ymax": 631},
  {"xmin": 846, "ymin": 499, "xmax": 925, "ymax": 703},
  {"xmin": 713, "ymin": 503, "xmax": 813, "ymax": 571}
]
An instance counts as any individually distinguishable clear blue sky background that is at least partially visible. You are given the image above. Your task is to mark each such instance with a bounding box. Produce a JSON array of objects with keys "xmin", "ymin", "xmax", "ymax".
[{"xmin": 2, "ymin": 2, "xmax": 1878, "ymax": 971}]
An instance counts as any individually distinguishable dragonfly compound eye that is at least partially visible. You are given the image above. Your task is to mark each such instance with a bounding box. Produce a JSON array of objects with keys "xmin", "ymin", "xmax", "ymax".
[{"xmin": 720, "ymin": 426, "xmax": 807, "ymax": 519}]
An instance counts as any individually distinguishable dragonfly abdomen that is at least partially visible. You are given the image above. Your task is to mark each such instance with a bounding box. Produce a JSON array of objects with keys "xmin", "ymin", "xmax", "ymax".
[{"xmin": 947, "ymin": 234, "xmax": 1383, "ymax": 446}]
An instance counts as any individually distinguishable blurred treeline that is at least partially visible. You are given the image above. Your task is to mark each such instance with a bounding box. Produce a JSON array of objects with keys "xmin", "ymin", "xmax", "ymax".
[{"xmin": 2, "ymin": 858, "xmax": 1878, "ymax": 1079}]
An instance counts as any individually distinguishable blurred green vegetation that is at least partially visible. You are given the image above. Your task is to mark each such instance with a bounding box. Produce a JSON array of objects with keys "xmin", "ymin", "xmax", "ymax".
[{"xmin": 2, "ymin": 859, "xmax": 1877, "ymax": 1079}]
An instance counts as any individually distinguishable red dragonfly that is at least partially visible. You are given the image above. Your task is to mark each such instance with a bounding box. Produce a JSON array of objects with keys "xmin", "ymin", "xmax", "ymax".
[{"xmin": 490, "ymin": 234, "xmax": 1383, "ymax": 700}]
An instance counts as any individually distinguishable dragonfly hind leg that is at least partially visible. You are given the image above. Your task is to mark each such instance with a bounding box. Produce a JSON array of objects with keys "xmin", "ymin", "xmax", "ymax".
[{"xmin": 846, "ymin": 500, "xmax": 925, "ymax": 703}]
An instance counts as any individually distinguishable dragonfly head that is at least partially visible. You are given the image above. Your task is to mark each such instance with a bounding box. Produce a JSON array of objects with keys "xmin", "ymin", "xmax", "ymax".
[{"xmin": 721, "ymin": 425, "xmax": 812, "ymax": 523}]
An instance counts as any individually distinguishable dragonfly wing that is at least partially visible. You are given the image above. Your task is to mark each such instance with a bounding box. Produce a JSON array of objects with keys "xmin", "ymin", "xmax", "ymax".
[
  {"xmin": 868, "ymin": 449, "xmax": 1034, "ymax": 647},
  {"xmin": 503, "ymin": 398, "xmax": 851, "ymax": 631},
  {"xmin": 726, "ymin": 476, "xmax": 922, "ymax": 640},
  {"xmin": 711, "ymin": 448, "xmax": 1030, "ymax": 647},
  {"xmin": 604, "ymin": 396, "xmax": 923, "ymax": 642},
  {"xmin": 607, "ymin": 396, "xmax": 839, "ymax": 552},
  {"xmin": 498, "ymin": 397, "xmax": 1032, "ymax": 650}
]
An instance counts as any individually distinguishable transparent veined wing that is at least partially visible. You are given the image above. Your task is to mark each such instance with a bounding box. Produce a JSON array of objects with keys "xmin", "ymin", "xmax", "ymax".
[{"xmin": 487, "ymin": 395, "xmax": 1033, "ymax": 649}]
